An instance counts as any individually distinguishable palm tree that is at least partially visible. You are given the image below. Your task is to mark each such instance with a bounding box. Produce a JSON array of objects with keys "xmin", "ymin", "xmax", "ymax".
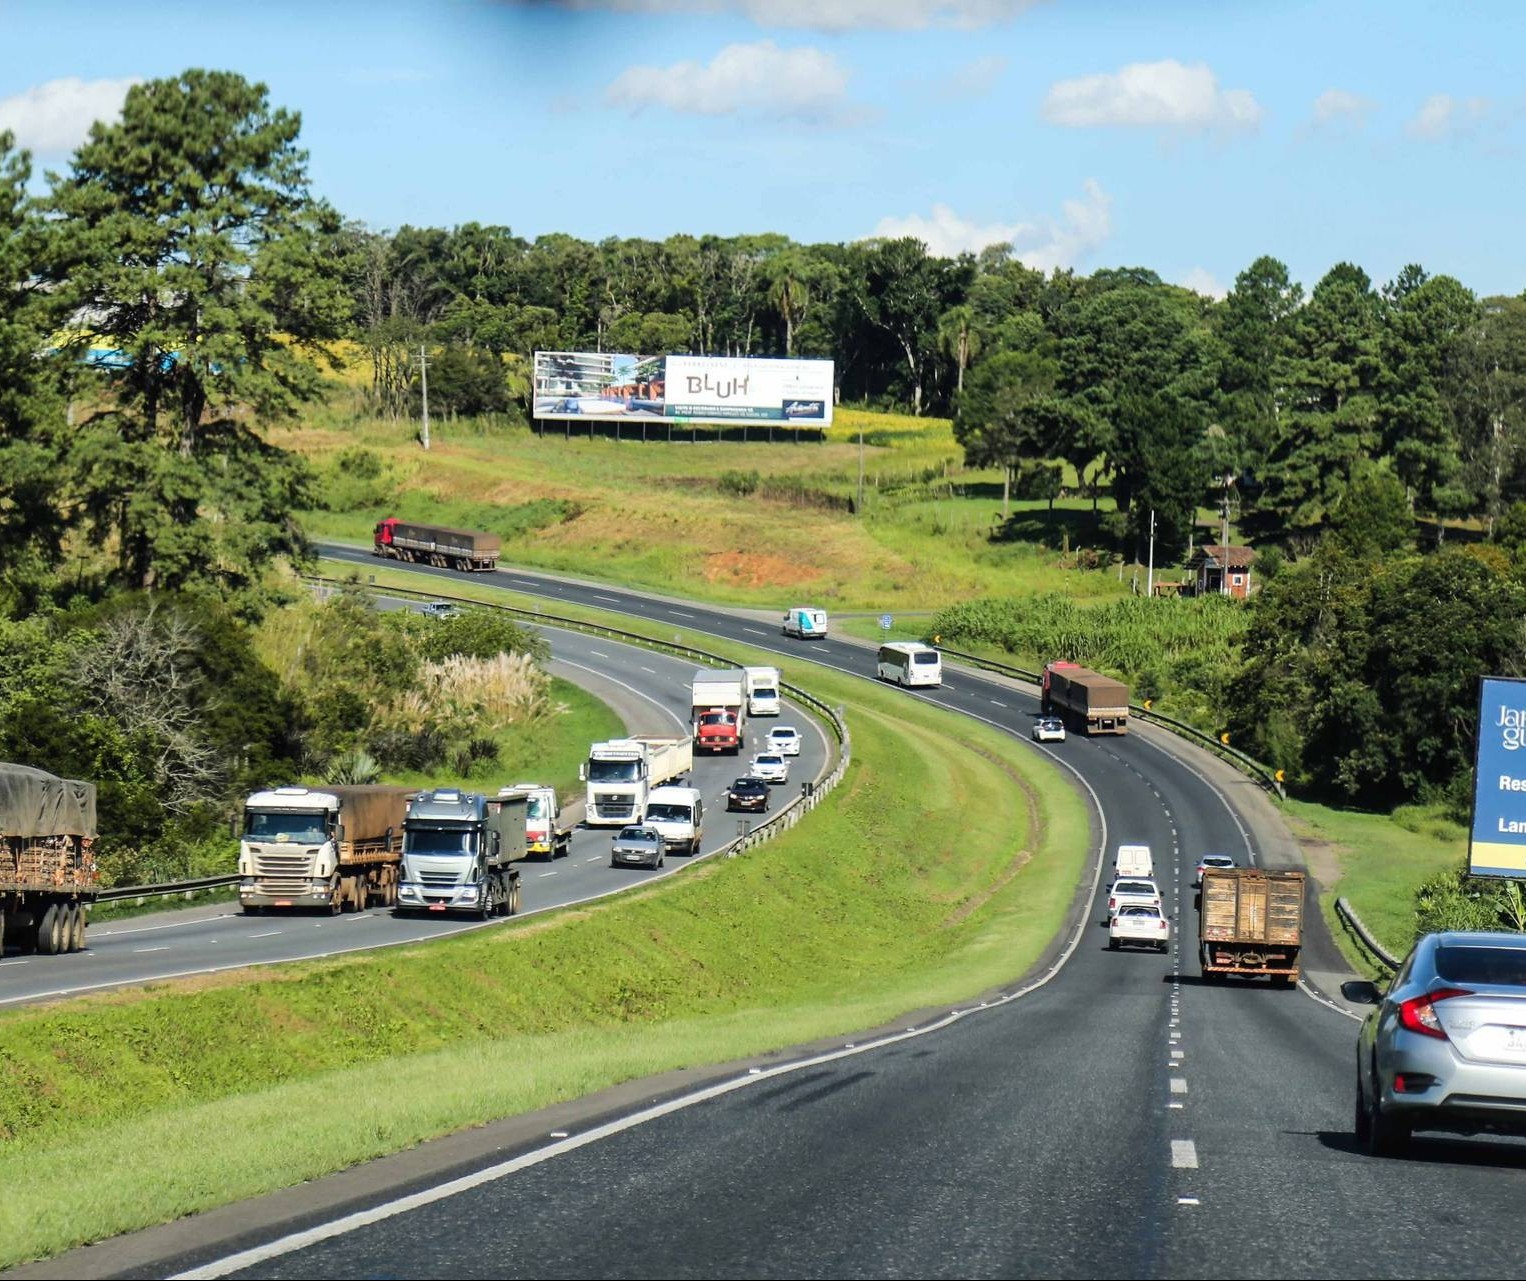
[{"xmin": 938, "ymin": 304, "xmax": 981, "ymax": 396}]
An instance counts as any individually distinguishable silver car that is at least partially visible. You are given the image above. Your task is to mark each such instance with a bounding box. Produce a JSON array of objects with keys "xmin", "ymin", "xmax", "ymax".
[
  {"xmin": 1344, "ymin": 931, "xmax": 1526, "ymax": 1156},
  {"xmin": 610, "ymin": 825, "xmax": 665, "ymax": 870}
]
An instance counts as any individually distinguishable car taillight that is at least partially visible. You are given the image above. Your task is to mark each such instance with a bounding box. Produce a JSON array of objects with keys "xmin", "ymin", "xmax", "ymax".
[{"xmin": 1398, "ymin": 987, "xmax": 1472, "ymax": 1040}]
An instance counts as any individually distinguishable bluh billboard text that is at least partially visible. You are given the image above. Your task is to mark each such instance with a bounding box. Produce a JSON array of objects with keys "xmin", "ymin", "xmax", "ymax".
[{"xmin": 1469, "ymin": 675, "xmax": 1526, "ymax": 877}]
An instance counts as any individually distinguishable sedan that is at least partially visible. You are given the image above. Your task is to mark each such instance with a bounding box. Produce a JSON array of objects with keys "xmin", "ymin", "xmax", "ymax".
[
  {"xmin": 767, "ymin": 725, "xmax": 802, "ymax": 757},
  {"xmin": 1110, "ymin": 904, "xmax": 1170, "ymax": 953},
  {"xmin": 749, "ymin": 752, "xmax": 789, "ymax": 784},
  {"xmin": 1104, "ymin": 878, "xmax": 1162, "ymax": 924},
  {"xmin": 610, "ymin": 825, "xmax": 665, "ymax": 870},
  {"xmin": 1346, "ymin": 930, "xmax": 1526, "ymax": 1157},
  {"xmin": 727, "ymin": 778, "xmax": 769, "ymax": 813},
  {"xmin": 1194, "ymin": 853, "xmax": 1238, "ymax": 887},
  {"xmin": 1032, "ymin": 716, "xmax": 1066, "ymax": 743}
]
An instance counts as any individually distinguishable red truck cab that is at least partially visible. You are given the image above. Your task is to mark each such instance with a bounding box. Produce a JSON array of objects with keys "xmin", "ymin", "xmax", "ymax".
[{"xmin": 694, "ymin": 708, "xmax": 741, "ymax": 754}]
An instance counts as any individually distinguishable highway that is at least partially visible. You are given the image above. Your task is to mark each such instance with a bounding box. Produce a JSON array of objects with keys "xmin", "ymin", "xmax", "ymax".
[
  {"xmin": 22, "ymin": 547, "xmax": 1526, "ymax": 1280},
  {"xmin": 0, "ymin": 620, "xmax": 829, "ymax": 1008}
]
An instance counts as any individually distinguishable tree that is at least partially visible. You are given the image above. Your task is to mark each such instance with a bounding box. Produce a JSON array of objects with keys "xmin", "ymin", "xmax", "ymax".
[
  {"xmin": 1451, "ymin": 297, "xmax": 1526, "ymax": 536},
  {"xmin": 1327, "ymin": 459, "xmax": 1415, "ymax": 558},
  {"xmin": 1216, "ymin": 255, "xmax": 1302, "ymax": 474},
  {"xmin": 953, "ymin": 350, "xmax": 1060, "ymax": 518},
  {"xmin": 40, "ymin": 70, "xmax": 343, "ymax": 597}
]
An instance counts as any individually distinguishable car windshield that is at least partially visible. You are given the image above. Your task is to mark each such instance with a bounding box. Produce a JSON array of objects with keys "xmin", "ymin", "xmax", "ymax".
[
  {"xmin": 1201, "ymin": 856, "xmax": 1235, "ymax": 868},
  {"xmin": 616, "ymin": 828, "xmax": 654, "ymax": 842},
  {"xmin": 406, "ymin": 828, "xmax": 474, "ymax": 856},
  {"xmin": 1120, "ymin": 906, "xmax": 1159, "ymax": 918},
  {"xmin": 756, "ymin": 755, "xmax": 783, "ymax": 765},
  {"xmin": 243, "ymin": 811, "xmax": 329, "ymax": 844},
  {"xmin": 1435, "ymin": 946, "xmax": 1526, "ymax": 986},
  {"xmin": 733, "ymin": 780, "xmax": 763, "ymax": 791},
  {"xmin": 588, "ymin": 760, "xmax": 640, "ymax": 783},
  {"xmin": 772, "ymin": 728, "xmax": 798, "ymax": 739},
  {"xmin": 644, "ymin": 804, "xmax": 691, "ymax": 822},
  {"xmin": 1115, "ymin": 881, "xmax": 1155, "ymax": 895}
]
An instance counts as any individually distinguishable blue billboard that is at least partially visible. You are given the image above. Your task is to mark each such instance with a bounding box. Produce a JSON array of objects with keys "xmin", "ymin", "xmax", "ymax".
[{"xmin": 1469, "ymin": 676, "xmax": 1526, "ymax": 877}]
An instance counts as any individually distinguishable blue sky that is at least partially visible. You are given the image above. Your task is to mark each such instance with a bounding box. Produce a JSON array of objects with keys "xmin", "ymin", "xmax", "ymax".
[{"xmin": 2, "ymin": 0, "xmax": 1523, "ymax": 299}]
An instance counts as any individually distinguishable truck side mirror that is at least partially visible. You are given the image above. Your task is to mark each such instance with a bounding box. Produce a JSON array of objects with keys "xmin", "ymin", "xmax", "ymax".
[
  {"xmin": 230, "ymin": 814, "xmax": 241, "ymax": 839},
  {"xmin": 579, "ymin": 764, "xmax": 587, "ymax": 782},
  {"xmin": 335, "ymin": 825, "xmax": 346, "ymax": 844},
  {"xmin": 492, "ymin": 832, "xmax": 502, "ymax": 856}
]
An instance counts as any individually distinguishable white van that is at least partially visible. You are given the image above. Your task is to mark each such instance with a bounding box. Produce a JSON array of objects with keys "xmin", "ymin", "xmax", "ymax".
[
  {"xmin": 1113, "ymin": 844, "xmax": 1154, "ymax": 880},
  {"xmin": 642, "ymin": 786, "xmax": 705, "ymax": 856},
  {"xmin": 877, "ymin": 642, "xmax": 942, "ymax": 688},
  {"xmin": 782, "ymin": 606, "xmax": 828, "ymax": 639},
  {"xmin": 744, "ymin": 666, "xmax": 782, "ymax": 717}
]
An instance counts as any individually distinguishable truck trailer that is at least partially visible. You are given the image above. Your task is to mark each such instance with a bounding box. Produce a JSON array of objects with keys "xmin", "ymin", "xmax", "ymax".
[
  {"xmin": 239, "ymin": 785, "xmax": 413, "ymax": 914},
  {"xmin": 1198, "ymin": 867, "xmax": 1306, "ymax": 987},
  {"xmin": 1042, "ymin": 661, "xmax": 1130, "ymax": 735},
  {"xmin": 0, "ymin": 764, "xmax": 97, "ymax": 955},
  {"xmin": 581, "ymin": 736, "xmax": 693, "ymax": 826},
  {"xmin": 691, "ymin": 668, "xmax": 748, "ymax": 754},
  {"xmin": 373, "ymin": 518, "xmax": 501, "ymax": 572},
  {"xmin": 396, "ymin": 787, "xmax": 524, "ymax": 917}
]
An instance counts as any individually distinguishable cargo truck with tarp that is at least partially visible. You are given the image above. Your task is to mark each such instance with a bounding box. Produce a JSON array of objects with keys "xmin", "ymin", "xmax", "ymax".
[
  {"xmin": 239, "ymin": 785, "xmax": 414, "ymax": 914},
  {"xmin": 372, "ymin": 518, "xmax": 501, "ymax": 571},
  {"xmin": 1198, "ymin": 867, "xmax": 1305, "ymax": 987},
  {"xmin": 1041, "ymin": 661, "xmax": 1130, "ymax": 735},
  {"xmin": 0, "ymin": 763, "xmax": 98, "ymax": 955}
]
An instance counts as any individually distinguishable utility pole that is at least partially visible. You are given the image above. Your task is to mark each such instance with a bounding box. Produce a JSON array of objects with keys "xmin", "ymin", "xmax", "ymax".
[
  {"xmin": 419, "ymin": 344, "xmax": 431, "ymax": 451},
  {"xmin": 1220, "ymin": 484, "xmax": 1231, "ymax": 595},
  {"xmin": 1146, "ymin": 508, "xmax": 1156, "ymax": 598},
  {"xmin": 857, "ymin": 423, "xmax": 864, "ymax": 516}
]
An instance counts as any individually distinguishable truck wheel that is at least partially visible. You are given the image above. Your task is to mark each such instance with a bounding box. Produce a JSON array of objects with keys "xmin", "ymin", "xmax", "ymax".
[
  {"xmin": 36, "ymin": 904, "xmax": 60, "ymax": 956},
  {"xmin": 1272, "ymin": 973, "xmax": 1297, "ymax": 989},
  {"xmin": 511, "ymin": 881, "xmax": 521, "ymax": 915},
  {"xmin": 478, "ymin": 884, "xmax": 493, "ymax": 921},
  {"xmin": 0, "ymin": 909, "xmax": 6, "ymax": 956},
  {"xmin": 242, "ymin": 904, "xmax": 262, "ymax": 917},
  {"xmin": 1107, "ymin": 939, "xmax": 1118, "ymax": 950},
  {"xmin": 67, "ymin": 904, "xmax": 86, "ymax": 953}
]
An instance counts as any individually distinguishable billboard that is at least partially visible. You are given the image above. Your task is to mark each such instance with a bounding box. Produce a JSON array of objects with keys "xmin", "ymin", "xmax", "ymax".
[
  {"xmin": 533, "ymin": 351, "xmax": 834, "ymax": 427},
  {"xmin": 1469, "ymin": 676, "xmax": 1526, "ymax": 877}
]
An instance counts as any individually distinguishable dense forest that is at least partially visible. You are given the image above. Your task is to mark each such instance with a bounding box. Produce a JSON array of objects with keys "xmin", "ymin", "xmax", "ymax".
[{"xmin": 2, "ymin": 66, "xmax": 1526, "ymax": 872}]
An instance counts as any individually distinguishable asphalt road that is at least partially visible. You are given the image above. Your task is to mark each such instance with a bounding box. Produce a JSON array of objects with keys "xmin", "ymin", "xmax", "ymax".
[
  {"xmin": 0, "ymin": 619, "xmax": 829, "ymax": 1007},
  {"xmin": 22, "ymin": 547, "xmax": 1526, "ymax": 1280}
]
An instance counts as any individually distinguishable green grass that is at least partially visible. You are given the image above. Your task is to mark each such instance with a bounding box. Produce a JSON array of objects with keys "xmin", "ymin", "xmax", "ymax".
[
  {"xmin": 0, "ymin": 608, "xmax": 1089, "ymax": 1269},
  {"xmin": 1282, "ymin": 798, "xmax": 1466, "ymax": 976}
]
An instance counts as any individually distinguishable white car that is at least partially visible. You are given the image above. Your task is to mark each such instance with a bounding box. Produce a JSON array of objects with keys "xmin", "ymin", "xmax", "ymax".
[
  {"xmin": 767, "ymin": 725, "xmax": 802, "ymax": 757},
  {"xmin": 1032, "ymin": 716, "xmax": 1066, "ymax": 743},
  {"xmin": 1110, "ymin": 904, "xmax": 1171, "ymax": 952},
  {"xmin": 1104, "ymin": 877, "xmax": 1162, "ymax": 923},
  {"xmin": 749, "ymin": 752, "xmax": 790, "ymax": 784}
]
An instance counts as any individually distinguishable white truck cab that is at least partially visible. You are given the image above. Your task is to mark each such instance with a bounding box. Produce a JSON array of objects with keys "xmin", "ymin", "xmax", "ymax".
[{"xmin": 642, "ymin": 785, "xmax": 705, "ymax": 856}]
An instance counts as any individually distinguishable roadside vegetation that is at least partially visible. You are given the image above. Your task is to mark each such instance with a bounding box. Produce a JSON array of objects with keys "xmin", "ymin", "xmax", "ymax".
[{"xmin": 0, "ymin": 657, "xmax": 1088, "ymax": 1269}]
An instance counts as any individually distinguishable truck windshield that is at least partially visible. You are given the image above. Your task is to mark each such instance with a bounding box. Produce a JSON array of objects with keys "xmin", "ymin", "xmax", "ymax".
[
  {"xmin": 644, "ymin": 804, "xmax": 691, "ymax": 822},
  {"xmin": 913, "ymin": 652, "xmax": 940, "ymax": 665},
  {"xmin": 406, "ymin": 829, "xmax": 474, "ymax": 856},
  {"xmin": 588, "ymin": 760, "xmax": 640, "ymax": 783},
  {"xmin": 699, "ymin": 713, "xmax": 734, "ymax": 727},
  {"xmin": 753, "ymin": 687, "xmax": 777, "ymax": 698},
  {"xmin": 243, "ymin": 812, "xmax": 329, "ymax": 844},
  {"xmin": 525, "ymin": 796, "xmax": 549, "ymax": 820}
]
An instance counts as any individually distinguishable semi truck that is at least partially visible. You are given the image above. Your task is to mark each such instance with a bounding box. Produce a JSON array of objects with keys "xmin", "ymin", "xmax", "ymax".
[
  {"xmin": 396, "ymin": 787, "xmax": 525, "ymax": 918},
  {"xmin": 1198, "ymin": 867, "xmax": 1306, "ymax": 987},
  {"xmin": 372, "ymin": 518, "xmax": 501, "ymax": 572},
  {"xmin": 691, "ymin": 669, "xmax": 747, "ymax": 754},
  {"xmin": 580, "ymin": 736, "xmax": 694, "ymax": 827},
  {"xmin": 239, "ymin": 785, "xmax": 413, "ymax": 914},
  {"xmin": 743, "ymin": 665, "xmax": 782, "ymax": 717},
  {"xmin": 508, "ymin": 783, "xmax": 573, "ymax": 859},
  {"xmin": 1041, "ymin": 661, "xmax": 1130, "ymax": 735},
  {"xmin": 0, "ymin": 764, "xmax": 98, "ymax": 956}
]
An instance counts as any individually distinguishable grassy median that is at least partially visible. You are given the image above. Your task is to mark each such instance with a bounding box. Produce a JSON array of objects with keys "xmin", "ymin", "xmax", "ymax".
[{"xmin": 0, "ymin": 634, "xmax": 1089, "ymax": 1268}]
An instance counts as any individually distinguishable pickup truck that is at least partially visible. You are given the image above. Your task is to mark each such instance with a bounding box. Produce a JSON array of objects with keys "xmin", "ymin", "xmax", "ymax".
[{"xmin": 1104, "ymin": 877, "xmax": 1162, "ymax": 924}]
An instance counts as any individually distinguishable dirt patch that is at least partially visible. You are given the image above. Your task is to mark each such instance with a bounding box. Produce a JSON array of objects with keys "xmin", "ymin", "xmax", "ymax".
[
  {"xmin": 1296, "ymin": 836, "xmax": 1345, "ymax": 891},
  {"xmin": 703, "ymin": 551, "xmax": 823, "ymax": 589}
]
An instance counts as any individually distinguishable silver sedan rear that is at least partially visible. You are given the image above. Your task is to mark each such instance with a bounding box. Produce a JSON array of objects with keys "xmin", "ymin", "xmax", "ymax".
[{"xmin": 1345, "ymin": 931, "xmax": 1526, "ymax": 1156}]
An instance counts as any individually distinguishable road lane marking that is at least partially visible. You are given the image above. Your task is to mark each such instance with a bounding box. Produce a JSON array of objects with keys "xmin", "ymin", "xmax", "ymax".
[
  {"xmin": 589, "ymin": 650, "xmax": 609, "ymax": 659},
  {"xmin": 594, "ymin": 595, "xmax": 620, "ymax": 603},
  {"xmin": 1171, "ymin": 1140, "xmax": 1198, "ymax": 1168},
  {"xmin": 640, "ymin": 666, "xmax": 656, "ymax": 674},
  {"xmin": 989, "ymin": 699, "xmax": 1007, "ymax": 708},
  {"xmin": 539, "ymin": 871, "xmax": 558, "ymax": 878},
  {"xmin": 1177, "ymin": 1196, "xmax": 1200, "ymax": 1205},
  {"xmin": 133, "ymin": 946, "xmax": 170, "ymax": 953},
  {"xmin": 743, "ymin": 627, "xmax": 766, "ymax": 636},
  {"xmin": 1170, "ymin": 1078, "xmax": 1188, "ymax": 1094},
  {"xmin": 249, "ymin": 931, "xmax": 283, "ymax": 939},
  {"xmin": 584, "ymin": 856, "xmax": 602, "ymax": 863},
  {"xmin": 667, "ymin": 609, "xmax": 695, "ymax": 618}
]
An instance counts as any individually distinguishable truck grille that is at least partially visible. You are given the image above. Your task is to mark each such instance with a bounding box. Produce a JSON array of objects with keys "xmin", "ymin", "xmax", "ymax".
[
  {"xmin": 416, "ymin": 869, "xmax": 463, "ymax": 888},
  {"xmin": 253, "ymin": 849, "xmax": 319, "ymax": 877}
]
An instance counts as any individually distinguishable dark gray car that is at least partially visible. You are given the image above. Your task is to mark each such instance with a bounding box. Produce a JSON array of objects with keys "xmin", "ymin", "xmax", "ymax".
[
  {"xmin": 1344, "ymin": 930, "xmax": 1526, "ymax": 1156},
  {"xmin": 611, "ymin": 825, "xmax": 665, "ymax": 870}
]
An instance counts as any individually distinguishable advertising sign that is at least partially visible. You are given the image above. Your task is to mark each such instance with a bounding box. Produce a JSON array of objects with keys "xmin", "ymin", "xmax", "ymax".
[
  {"xmin": 1469, "ymin": 676, "xmax": 1526, "ymax": 877},
  {"xmin": 533, "ymin": 351, "xmax": 834, "ymax": 427}
]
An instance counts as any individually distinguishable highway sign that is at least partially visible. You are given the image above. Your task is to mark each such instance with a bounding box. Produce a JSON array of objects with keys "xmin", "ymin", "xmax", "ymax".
[
  {"xmin": 1470, "ymin": 675, "xmax": 1526, "ymax": 876},
  {"xmin": 879, "ymin": 614, "xmax": 893, "ymax": 631}
]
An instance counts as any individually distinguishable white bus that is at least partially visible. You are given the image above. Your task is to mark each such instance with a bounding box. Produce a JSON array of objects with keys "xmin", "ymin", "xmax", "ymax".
[{"xmin": 877, "ymin": 642, "xmax": 942, "ymax": 688}]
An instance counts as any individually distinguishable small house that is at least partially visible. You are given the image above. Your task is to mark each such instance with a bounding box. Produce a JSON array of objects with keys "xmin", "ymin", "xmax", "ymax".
[{"xmin": 1187, "ymin": 544, "xmax": 1256, "ymax": 599}]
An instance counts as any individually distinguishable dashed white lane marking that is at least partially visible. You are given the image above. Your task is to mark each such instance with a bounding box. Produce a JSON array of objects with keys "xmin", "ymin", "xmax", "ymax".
[
  {"xmin": 133, "ymin": 946, "xmax": 170, "ymax": 953},
  {"xmin": 248, "ymin": 931, "xmax": 283, "ymax": 939},
  {"xmin": 1178, "ymin": 1196, "xmax": 1200, "ymax": 1205},
  {"xmin": 1171, "ymin": 1049, "xmax": 1185, "ymax": 1060},
  {"xmin": 588, "ymin": 650, "xmax": 609, "ymax": 659},
  {"xmin": 667, "ymin": 609, "xmax": 696, "ymax": 619},
  {"xmin": 584, "ymin": 856, "xmax": 602, "ymax": 863},
  {"xmin": 1170, "ymin": 1078, "xmax": 1189, "ymax": 1094},
  {"xmin": 640, "ymin": 665, "xmax": 656, "ymax": 674},
  {"xmin": 743, "ymin": 627, "xmax": 766, "ymax": 636},
  {"xmin": 989, "ymin": 699, "xmax": 1007, "ymax": 708},
  {"xmin": 594, "ymin": 595, "xmax": 620, "ymax": 603},
  {"xmin": 1171, "ymin": 1139, "xmax": 1199, "ymax": 1168},
  {"xmin": 550, "ymin": 1131, "xmax": 569, "ymax": 1139},
  {"xmin": 1168, "ymin": 1102, "xmax": 1184, "ymax": 1110},
  {"xmin": 538, "ymin": 871, "xmax": 558, "ymax": 878}
]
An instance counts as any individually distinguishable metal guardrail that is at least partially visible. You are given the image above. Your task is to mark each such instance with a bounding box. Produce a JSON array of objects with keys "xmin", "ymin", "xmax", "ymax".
[
  {"xmin": 1335, "ymin": 896, "xmax": 1403, "ymax": 971},
  {"xmin": 932, "ymin": 645, "xmax": 1286, "ymax": 799},
  {"xmin": 97, "ymin": 874, "xmax": 239, "ymax": 903}
]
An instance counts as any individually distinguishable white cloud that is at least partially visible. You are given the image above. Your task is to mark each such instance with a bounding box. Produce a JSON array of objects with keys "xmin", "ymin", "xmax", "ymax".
[
  {"xmin": 1310, "ymin": 88, "xmax": 1375, "ymax": 128},
  {"xmin": 0, "ymin": 76, "xmax": 140, "ymax": 154},
  {"xmin": 933, "ymin": 54, "xmax": 1008, "ymax": 99},
  {"xmin": 867, "ymin": 180, "xmax": 1112, "ymax": 271},
  {"xmin": 606, "ymin": 40, "xmax": 859, "ymax": 122},
  {"xmin": 1407, "ymin": 92, "xmax": 1492, "ymax": 140},
  {"xmin": 558, "ymin": 0, "xmax": 1038, "ymax": 30},
  {"xmin": 1041, "ymin": 60, "xmax": 1262, "ymax": 132},
  {"xmin": 1178, "ymin": 267, "xmax": 1226, "ymax": 300}
]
